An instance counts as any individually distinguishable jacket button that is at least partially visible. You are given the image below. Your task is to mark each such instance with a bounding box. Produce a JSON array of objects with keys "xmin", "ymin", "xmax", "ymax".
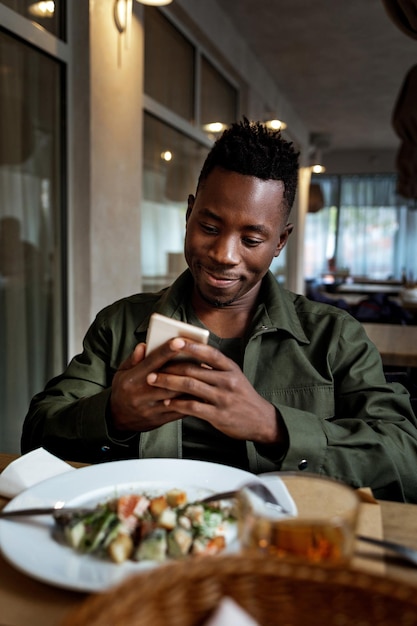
[
  {"xmin": 101, "ymin": 445, "xmax": 110, "ymax": 453},
  {"xmin": 298, "ymin": 459, "xmax": 308, "ymax": 470}
]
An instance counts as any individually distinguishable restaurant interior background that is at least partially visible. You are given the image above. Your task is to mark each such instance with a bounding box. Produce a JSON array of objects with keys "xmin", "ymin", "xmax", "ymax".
[{"xmin": 1, "ymin": 0, "xmax": 417, "ymax": 454}]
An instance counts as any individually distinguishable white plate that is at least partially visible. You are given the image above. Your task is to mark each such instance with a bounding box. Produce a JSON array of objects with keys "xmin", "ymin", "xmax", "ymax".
[{"xmin": 0, "ymin": 459, "xmax": 296, "ymax": 592}]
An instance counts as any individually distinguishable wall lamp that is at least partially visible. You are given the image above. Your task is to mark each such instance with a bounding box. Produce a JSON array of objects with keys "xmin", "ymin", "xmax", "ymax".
[
  {"xmin": 114, "ymin": 0, "xmax": 173, "ymax": 34},
  {"xmin": 114, "ymin": 0, "xmax": 131, "ymax": 33}
]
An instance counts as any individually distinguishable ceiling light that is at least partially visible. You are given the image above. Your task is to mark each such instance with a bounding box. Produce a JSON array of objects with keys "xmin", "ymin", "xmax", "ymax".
[
  {"xmin": 310, "ymin": 149, "xmax": 326, "ymax": 174},
  {"xmin": 264, "ymin": 118, "xmax": 287, "ymax": 131},
  {"xmin": 311, "ymin": 163, "xmax": 326, "ymax": 174},
  {"xmin": 136, "ymin": 0, "xmax": 173, "ymax": 5},
  {"xmin": 202, "ymin": 122, "xmax": 228, "ymax": 134},
  {"xmin": 161, "ymin": 150, "xmax": 172, "ymax": 161},
  {"xmin": 309, "ymin": 132, "xmax": 331, "ymax": 174},
  {"xmin": 28, "ymin": 1, "xmax": 55, "ymax": 17}
]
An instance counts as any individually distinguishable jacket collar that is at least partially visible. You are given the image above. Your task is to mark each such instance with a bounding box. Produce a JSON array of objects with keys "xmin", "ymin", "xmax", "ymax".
[
  {"xmin": 255, "ymin": 272, "xmax": 309, "ymax": 344},
  {"xmin": 135, "ymin": 271, "xmax": 193, "ymax": 336},
  {"xmin": 136, "ymin": 270, "xmax": 309, "ymax": 345}
]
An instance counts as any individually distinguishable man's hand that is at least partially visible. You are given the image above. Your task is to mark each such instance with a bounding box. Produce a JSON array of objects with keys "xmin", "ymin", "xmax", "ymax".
[
  {"xmin": 110, "ymin": 341, "xmax": 186, "ymax": 432},
  {"xmin": 145, "ymin": 338, "xmax": 286, "ymax": 445}
]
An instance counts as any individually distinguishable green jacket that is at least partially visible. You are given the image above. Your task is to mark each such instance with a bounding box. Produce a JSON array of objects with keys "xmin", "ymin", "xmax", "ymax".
[{"xmin": 21, "ymin": 271, "xmax": 417, "ymax": 502}]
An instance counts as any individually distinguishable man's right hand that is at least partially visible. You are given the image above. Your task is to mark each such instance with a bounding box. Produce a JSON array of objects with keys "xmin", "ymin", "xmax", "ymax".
[{"xmin": 109, "ymin": 341, "xmax": 185, "ymax": 433}]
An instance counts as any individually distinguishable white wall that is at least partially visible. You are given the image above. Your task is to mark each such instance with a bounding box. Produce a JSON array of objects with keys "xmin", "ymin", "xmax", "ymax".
[
  {"xmin": 90, "ymin": 2, "xmax": 144, "ymax": 314},
  {"xmin": 69, "ymin": 0, "xmax": 145, "ymax": 356}
]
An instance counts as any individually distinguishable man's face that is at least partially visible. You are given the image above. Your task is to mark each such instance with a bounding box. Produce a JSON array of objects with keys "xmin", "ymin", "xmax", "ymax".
[{"xmin": 184, "ymin": 167, "xmax": 293, "ymax": 308}]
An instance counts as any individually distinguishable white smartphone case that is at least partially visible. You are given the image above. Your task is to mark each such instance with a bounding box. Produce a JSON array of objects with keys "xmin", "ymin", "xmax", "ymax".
[{"xmin": 145, "ymin": 313, "xmax": 209, "ymax": 356}]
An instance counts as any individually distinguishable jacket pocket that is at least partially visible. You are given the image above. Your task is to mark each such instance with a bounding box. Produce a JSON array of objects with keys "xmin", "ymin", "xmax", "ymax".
[{"xmin": 262, "ymin": 385, "xmax": 335, "ymax": 419}]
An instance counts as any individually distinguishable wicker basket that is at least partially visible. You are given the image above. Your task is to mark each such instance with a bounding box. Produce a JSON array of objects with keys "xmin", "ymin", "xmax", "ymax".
[{"xmin": 62, "ymin": 554, "xmax": 417, "ymax": 626}]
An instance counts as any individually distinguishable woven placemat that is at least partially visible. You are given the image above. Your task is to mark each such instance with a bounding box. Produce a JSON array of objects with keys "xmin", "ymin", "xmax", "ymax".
[{"xmin": 62, "ymin": 554, "xmax": 417, "ymax": 626}]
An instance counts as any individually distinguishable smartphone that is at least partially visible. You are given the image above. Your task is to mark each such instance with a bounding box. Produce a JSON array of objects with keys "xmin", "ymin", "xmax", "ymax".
[{"xmin": 145, "ymin": 312, "xmax": 209, "ymax": 357}]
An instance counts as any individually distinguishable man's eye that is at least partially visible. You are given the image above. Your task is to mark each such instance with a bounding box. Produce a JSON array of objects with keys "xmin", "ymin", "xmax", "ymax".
[
  {"xmin": 200, "ymin": 223, "xmax": 218, "ymax": 234},
  {"xmin": 243, "ymin": 238, "xmax": 263, "ymax": 246}
]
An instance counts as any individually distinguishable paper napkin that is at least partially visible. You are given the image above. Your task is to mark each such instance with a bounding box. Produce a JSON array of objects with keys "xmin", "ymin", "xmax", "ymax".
[
  {"xmin": 0, "ymin": 448, "xmax": 75, "ymax": 498},
  {"xmin": 204, "ymin": 598, "xmax": 260, "ymax": 626}
]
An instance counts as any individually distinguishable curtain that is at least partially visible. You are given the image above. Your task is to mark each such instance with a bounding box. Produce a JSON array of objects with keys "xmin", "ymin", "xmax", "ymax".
[
  {"xmin": 0, "ymin": 32, "xmax": 64, "ymax": 453},
  {"xmin": 381, "ymin": 0, "xmax": 417, "ymax": 39},
  {"xmin": 392, "ymin": 64, "xmax": 417, "ymax": 200},
  {"xmin": 338, "ymin": 175, "xmax": 416, "ymax": 279},
  {"xmin": 304, "ymin": 208, "xmax": 335, "ymax": 279},
  {"xmin": 304, "ymin": 175, "xmax": 417, "ymax": 281},
  {"xmin": 304, "ymin": 177, "xmax": 338, "ymax": 279}
]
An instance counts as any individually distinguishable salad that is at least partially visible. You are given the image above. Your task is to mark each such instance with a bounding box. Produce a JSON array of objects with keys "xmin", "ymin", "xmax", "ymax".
[{"xmin": 58, "ymin": 488, "xmax": 236, "ymax": 564}]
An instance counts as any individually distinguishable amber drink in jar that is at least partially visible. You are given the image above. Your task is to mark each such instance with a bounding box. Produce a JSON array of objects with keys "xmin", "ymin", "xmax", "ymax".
[{"xmin": 238, "ymin": 473, "xmax": 360, "ymax": 565}]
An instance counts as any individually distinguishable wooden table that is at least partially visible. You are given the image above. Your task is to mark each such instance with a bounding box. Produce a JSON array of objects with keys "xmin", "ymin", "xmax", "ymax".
[
  {"xmin": 336, "ymin": 283, "xmax": 402, "ymax": 296},
  {"xmin": 1, "ymin": 454, "xmax": 417, "ymax": 626},
  {"xmin": 362, "ymin": 323, "xmax": 417, "ymax": 368}
]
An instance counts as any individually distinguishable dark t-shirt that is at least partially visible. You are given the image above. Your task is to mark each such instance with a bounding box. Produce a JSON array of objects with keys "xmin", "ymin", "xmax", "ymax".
[{"xmin": 181, "ymin": 309, "xmax": 249, "ymax": 470}]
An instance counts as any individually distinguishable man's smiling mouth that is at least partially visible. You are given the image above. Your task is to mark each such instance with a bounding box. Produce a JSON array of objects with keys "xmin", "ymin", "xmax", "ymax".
[{"xmin": 202, "ymin": 268, "xmax": 241, "ymax": 287}]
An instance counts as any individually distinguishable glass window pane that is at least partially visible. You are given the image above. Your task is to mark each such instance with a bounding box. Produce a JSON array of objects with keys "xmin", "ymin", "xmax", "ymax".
[
  {"xmin": 304, "ymin": 206, "xmax": 337, "ymax": 279},
  {"xmin": 144, "ymin": 7, "xmax": 194, "ymax": 122},
  {"xmin": 269, "ymin": 248, "xmax": 288, "ymax": 284},
  {"xmin": 2, "ymin": 0, "xmax": 66, "ymax": 39},
  {"xmin": 0, "ymin": 30, "xmax": 65, "ymax": 452},
  {"xmin": 200, "ymin": 56, "xmax": 238, "ymax": 131},
  {"xmin": 142, "ymin": 113, "xmax": 208, "ymax": 291},
  {"xmin": 304, "ymin": 177, "xmax": 338, "ymax": 279},
  {"xmin": 338, "ymin": 206, "xmax": 399, "ymax": 279},
  {"xmin": 303, "ymin": 174, "xmax": 417, "ymax": 283},
  {"xmin": 338, "ymin": 176, "xmax": 401, "ymax": 279}
]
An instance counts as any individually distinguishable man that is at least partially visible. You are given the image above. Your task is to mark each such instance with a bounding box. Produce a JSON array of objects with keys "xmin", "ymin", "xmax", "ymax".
[{"xmin": 22, "ymin": 119, "xmax": 417, "ymax": 502}]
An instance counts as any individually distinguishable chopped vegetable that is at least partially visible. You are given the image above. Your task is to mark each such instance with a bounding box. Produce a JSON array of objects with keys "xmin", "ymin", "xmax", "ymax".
[
  {"xmin": 135, "ymin": 528, "xmax": 168, "ymax": 562},
  {"xmin": 57, "ymin": 488, "xmax": 236, "ymax": 564},
  {"xmin": 167, "ymin": 526, "xmax": 193, "ymax": 558}
]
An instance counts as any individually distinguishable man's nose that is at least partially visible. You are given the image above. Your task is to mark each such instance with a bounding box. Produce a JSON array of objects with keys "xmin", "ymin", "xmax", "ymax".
[{"xmin": 209, "ymin": 236, "xmax": 239, "ymax": 265}]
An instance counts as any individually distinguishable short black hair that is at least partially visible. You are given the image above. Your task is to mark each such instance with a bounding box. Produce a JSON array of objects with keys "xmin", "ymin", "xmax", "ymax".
[{"xmin": 197, "ymin": 118, "xmax": 300, "ymax": 216}]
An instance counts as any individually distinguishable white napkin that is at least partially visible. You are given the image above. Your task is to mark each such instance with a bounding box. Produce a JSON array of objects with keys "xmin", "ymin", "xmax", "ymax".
[
  {"xmin": 0, "ymin": 448, "xmax": 75, "ymax": 498},
  {"xmin": 204, "ymin": 598, "xmax": 260, "ymax": 626}
]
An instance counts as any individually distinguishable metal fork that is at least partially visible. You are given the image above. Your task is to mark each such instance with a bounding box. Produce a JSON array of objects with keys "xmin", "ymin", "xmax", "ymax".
[
  {"xmin": 202, "ymin": 486, "xmax": 417, "ymax": 568},
  {"xmin": 0, "ymin": 506, "xmax": 95, "ymax": 523},
  {"xmin": 200, "ymin": 481, "xmax": 292, "ymax": 515},
  {"xmin": 357, "ymin": 534, "xmax": 417, "ymax": 567},
  {"xmin": 0, "ymin": 482, "xmax": 287, "ymax": 520}
]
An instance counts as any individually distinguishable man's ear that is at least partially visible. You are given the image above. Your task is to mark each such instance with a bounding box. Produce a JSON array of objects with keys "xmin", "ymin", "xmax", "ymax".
[
  {"xmin": 186, "ymin": 194, "xmax": 195, "ymax": 221},
  {"xmin": 274, "ymin": 222, "xmax": 294, "ymax": 257}
]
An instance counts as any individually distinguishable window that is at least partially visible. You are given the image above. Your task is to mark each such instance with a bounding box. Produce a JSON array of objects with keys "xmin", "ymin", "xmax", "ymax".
[
  {"xmin": 304, "ymin": 174, "xmax": 417, "ymax": 282},
  {"xmin": 200, "ymin": 56, "xmax": 238, "ymax": 128},
  {"xmin": 0, "ymin": 28, "xmax": 65, "ymax": 452},
  {"xmin": 144, "ymin": 7, "xmax": 195, "ymax": 122},
  {"xmin": 143, "ymin": 8, "xmax": 239, "ymax": 290},
  {"xmin": 142, "ymin": 113, "xmax": 207, "ymax": 291},
  {"xmin": 304, "ymin": 177, "xmax": 338, "ymax": 279}
]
